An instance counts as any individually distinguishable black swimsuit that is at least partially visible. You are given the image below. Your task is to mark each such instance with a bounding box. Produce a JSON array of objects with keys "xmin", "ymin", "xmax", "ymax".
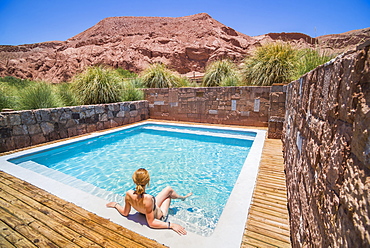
[{"xmin": 139, "ymin": 192, "xmax": 165, "ymax": 220}]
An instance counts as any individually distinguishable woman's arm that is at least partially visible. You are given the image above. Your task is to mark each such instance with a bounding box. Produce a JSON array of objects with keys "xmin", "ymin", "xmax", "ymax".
[
  {"xmin": 144, "ymin": 198, "xmax": 187, "ymax": 235},
  {"xmin": 106, "ymin": 194, "xmax": 131, "ymax": 216}
]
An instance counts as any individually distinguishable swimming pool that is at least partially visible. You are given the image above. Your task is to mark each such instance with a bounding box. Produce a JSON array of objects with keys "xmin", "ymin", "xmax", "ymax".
[{"xmin": 1, "ymin": 121, "xmax": 266, "ymax": 247}]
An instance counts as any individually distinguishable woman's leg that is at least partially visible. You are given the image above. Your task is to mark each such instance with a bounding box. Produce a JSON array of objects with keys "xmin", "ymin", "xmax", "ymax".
[{"xmin": 155, "ymin": 186, "xmax": 192, "ymax": 216}]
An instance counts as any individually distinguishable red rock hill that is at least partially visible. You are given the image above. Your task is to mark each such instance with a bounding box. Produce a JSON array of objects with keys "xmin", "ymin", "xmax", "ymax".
[{"xmin": 0, "ymin": 13, "xmax": 369, "ymax": 83}]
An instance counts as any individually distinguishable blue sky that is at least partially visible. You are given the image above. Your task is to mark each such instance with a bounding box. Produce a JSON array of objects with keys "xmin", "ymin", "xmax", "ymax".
[{"xmin": 1, "ymin": 0, "xmax": 369, "ymax": 45}]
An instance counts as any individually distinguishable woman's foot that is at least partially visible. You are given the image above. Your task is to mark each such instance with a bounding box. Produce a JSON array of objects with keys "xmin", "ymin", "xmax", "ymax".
[
  {"xmin": 106, "ymin": 202, "xmax": 118, "ymax": 208},
  {"xmin": 181, "ymin": 192, "xmax": 193, "ymax": 201}
]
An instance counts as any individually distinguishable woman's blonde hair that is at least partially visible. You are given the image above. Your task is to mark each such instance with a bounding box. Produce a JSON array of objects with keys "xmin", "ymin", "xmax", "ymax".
[{"xmin": 132, "ymin": 168, "xmax": 150, "ymax": 195}]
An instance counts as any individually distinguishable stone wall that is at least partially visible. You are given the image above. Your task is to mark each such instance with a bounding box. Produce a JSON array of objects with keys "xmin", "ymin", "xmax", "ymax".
[
  {"xmin": 0, "ymin": 101, "xmax": 149, "ymax": 153},
  {"xmin": 268, "ymin": 84, "xmax": 286, "ymax": 139},
  {"xmin": 282, "ymin": 44, "xmax": 369, "ymax": 246},
  {"xmin": 143, "ymin": 86, "xmax": 271, "ymax": 126}
]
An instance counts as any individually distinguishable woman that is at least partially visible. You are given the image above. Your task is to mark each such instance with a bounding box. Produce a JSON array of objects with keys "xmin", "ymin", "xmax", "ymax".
[{"xmin": 106, "ymin": 168, "xmax": 192, "ymax": 235}]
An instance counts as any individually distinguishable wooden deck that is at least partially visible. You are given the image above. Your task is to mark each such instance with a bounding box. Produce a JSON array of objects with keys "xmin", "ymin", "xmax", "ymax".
[
  {"xmin": 0, "ymin": 171, "xmax": 166, "ymax": 248},
  {"xmin": 241, "ymin": 139, "xmax": 291, "ymax": 247},
  {"xmin": 0, "ymin": 122, "xmax": 291, "ymax": 248}
]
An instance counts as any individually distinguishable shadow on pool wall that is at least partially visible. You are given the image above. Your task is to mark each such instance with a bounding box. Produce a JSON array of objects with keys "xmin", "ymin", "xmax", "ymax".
[{"xmin": 282, "ymin": 42, "xmax": 369, "ymax": 246}]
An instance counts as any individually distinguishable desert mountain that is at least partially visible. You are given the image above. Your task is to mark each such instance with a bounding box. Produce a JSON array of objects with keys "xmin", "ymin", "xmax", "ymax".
[{"xmin": 0, "ymin": 13, "xmax": 369, "ymax": 83}]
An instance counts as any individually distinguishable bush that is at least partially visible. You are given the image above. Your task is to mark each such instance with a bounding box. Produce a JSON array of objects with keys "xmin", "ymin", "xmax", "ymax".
[
  {"xmin": 72, "ymin": 66, "xmax": 122, "ymax": 105},
  {"xmin": 115, "ymin": 68, "xmax": 138, "ymax": 79},
  {"xmin": 55, "ymin": 82, "xmax": 77, "ymax": 106},
  {"xmin": 202, "ymin": 60, "xmax": 240, "ymax": 87},
  {"xmin": 294, "ymin": 49, "xmax": 334, "ymax": 78},
  {"xmin": 121, "ymin": 78, "xmax": 144, "ymax": 101},
  {"xmin": 18, "ymin": 82, "xmax": 59, "ymax": 110},
  {"xmin": 141, "ymin": 63, "xmax": 179, "ymax": 88},
  {"xmin": 242, "ymin": 42, "xmax": 297, "ymax": 86},
  {"xmin": 0, "ymin": 88, "xmax": 10, "ymax": 110}
]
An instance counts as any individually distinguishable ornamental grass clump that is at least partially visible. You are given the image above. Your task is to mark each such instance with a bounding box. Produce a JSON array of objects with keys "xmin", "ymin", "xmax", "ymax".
[
  {"xmin": 55, "ymin": 82, "xmax": 77, "ymax": 107},
  {"xmin": 121, "ymin": 78, "xmax": 144, "ymax": 101},
  {"xmin": 18, "ymin": 81, "xmax": 59, "ymax": 110},
  {"xmin": 141, "ymin": 63, "xmax": 179, "ymax": 88},
  {"xmin": 72, "ymin": 66, "xmax": 122, "ymax": 105},
  {"xmin": 243, "ymin": 42, "xmax": 297, "ymax": 86},
  {"xmin": 202, "ymin": 60, "xmax": 240, "ymax": 87},
  {"xmin": 0, "ymin": 87, "xmax": 10, "ymax": 110},
  {"xmin": 294, "ymin": 48, "xmax": 334, "ymax": 78}
]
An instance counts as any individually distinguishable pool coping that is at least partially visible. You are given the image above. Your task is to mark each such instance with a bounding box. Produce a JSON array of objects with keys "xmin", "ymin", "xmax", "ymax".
[{"xmin": 0, "ymin": 121, "xmax": 266, "ymax": 248}]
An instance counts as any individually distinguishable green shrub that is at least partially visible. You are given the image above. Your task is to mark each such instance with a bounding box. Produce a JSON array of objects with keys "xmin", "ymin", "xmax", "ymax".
[
  {"xmin": 0, "ymin": 76, "xmax": 33, "ymax": 89},
  {"xmin": 141, "ymin": 63, "xmax": 179, "ymax": 88},
  {"xmin": 242, "ymin": 42, "xmax": 297, "ymax": 86},
  {"xmin": 18, "ymin": 82, "xmax": 59, "ymax": 110},
  {"xmin": 55, "ymin": 82, "xmax": 77, "ymax": 106},
  {"xmin": 121, "ymin": 78, "xmax": 144, "ymax": 101},
  {"xmin": 202, "ymin": 60, "xmax": 240, "ymax": 87},
  {"xmin": 115, "ymin": 68, "xmax": 138, "ymax": 79},
  {"xmin": 177, "ymin": 76, "xmax": 195, "ymax": 87},
  {"xmin": 294, "ymin": 49, "xmax": 334, "ymax": 78},
  {"xmin": 72, "ymin": 66, "xmax": 122, "ymax": 105},
  {"xmin": 0, "ymin": 88, "xmax": 10, "ymax": 110}
]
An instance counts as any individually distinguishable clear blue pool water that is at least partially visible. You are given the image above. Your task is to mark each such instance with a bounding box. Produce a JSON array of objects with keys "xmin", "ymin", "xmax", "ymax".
[{"xmin": 9, "ymin": 123, "xmax": 255, "ymax": 236}]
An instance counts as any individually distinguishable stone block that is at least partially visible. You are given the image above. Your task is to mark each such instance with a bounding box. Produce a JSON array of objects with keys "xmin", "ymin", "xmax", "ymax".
[
  {"xmin": 30, "ymin": 133, "xmax": 47, "ymax": 145},
  {"xmin": 0, "ymin": 114, "xmax": 8, "ymax": 126},
  {"xmin": 13, "ymin": 135, "xmax": 31, "ymax": 148},
  {"xmin": 8, "ymin": 113, "xmax": 21, "ymax": 126},
  {"xmin": 20, "ymin": 111, "xmax": 36, "ymax": 125},
  {"xmin": 67, "ymin": 127, "xmax": 77, "ymax": 137},
  {"xmin": 35, "ymin": 109, "xmax": 51, "ymax": 122},
  {"xmin": 0, "ymin": 127, "xmax": 12, "ymax": 138},
  {"xmin": 95, "ymin": 105, "xmax": 105, "ymax": 114},
  {"xmin": 40, "ymin": 122, "xmax": 54, "ymax": 135},
  {"xmin": 28, "ymin": 124, "xmax": 42, "ymax": 135},
  {"xmin": 129, "ymin": 110, "xmax": 138, "ymax": 117},
  {"xmin": 12, "ymin": 125, "xmax": 28, "ymax": 135},
  {"xmin": 99, "ymin": 113, "xmax": 108, "ymax": 122}
]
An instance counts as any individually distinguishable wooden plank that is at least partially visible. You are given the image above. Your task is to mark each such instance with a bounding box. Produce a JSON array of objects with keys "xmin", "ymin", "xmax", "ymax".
[
  {"xmin": 256, "ymin": 179, "xmax": 287, "ymax": 188},
  {"xmin": 255, "ymin": 181, "xmax": 288, "ymax": 191},
  {"xmin": 246, "ymin": 224, "xmax": 291, "ymax": 245},
  {"xmin": 249, "ymin": 206, "xmax": 289, "ymax": 221},
  {"xmin": 0, "ymin": 220, "xmax": 38, "ymax": 248},
  {"xmin": 0, "ymin": 207, "xmax": 59, "ymax": 248},
  {"xmin": 252, "ymin": 196, "xmax": 288, "ymax": 210},
  {"xmin": 0, "ymin": 233, "xmax": 16, "ymax": 248},
  {"xmin": 242, "ymin": 138, "xmax": 291, "ymax": 248},
  {"xmin": 246, "ymin": 219, "xmax": 290, "ymax": 238},
  {"xmin": 253, "ymin": 191, "xmax": 288, "ymax": 202},
  {"xmin": 247, "ymin": 214, "xmax": 290, "ymax": 231},
  {"xmin": 242, "ymin": 235, "xmax": 279, "ymax": 248},
  {"xmin": 251, "ymin": 201, "xmax": 289, "ymax": 215},
  {"xmin": 1, "ymin": 178, "xmax": 164, "ymax": 248},
  {"xmin": 244, "ymin": 230, "xmax": 290, "ymax": 248},
  {"xmin": 0, "ymin": 182, "xmax": 131, "ymax": 248},
  {"xmin": 248, "ymin": 209, "xmax": 290, "ymax": 226},
  {"xmin": 0, "ymin": 195, "xmax": 101, "ymax": 248},
  {"xmin": 2, "ymin": 176, "xmax": 165, "ymax": 248}
]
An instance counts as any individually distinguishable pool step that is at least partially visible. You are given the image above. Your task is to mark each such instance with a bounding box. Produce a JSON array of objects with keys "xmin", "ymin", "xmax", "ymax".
[
  {"xmin": 142, "ymin": 126, "xmax": 255, "ymax": 140},
  {"xmin": 17, "ymin": 161, "xmax": 124, "ymax": 203}
]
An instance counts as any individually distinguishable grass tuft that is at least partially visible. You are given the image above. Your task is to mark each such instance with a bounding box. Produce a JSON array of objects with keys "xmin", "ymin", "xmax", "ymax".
[
  {"xmin": 18, "ymin": 81, "xmax": 59, "ymax": 110},
  {"xmin": 242, "ymin": 42, "xmax": 297, "ymax": 86},
  {"xmin": 141, "ymin": 63, "xmax": 179, "ymax": 88},
  {"xmin": 202, "ymin": 60, "xmax": 240, "ymax": 87},
  {"xmin": 72, "ymin": 66, "xmax": 122, "ymax": 105}
]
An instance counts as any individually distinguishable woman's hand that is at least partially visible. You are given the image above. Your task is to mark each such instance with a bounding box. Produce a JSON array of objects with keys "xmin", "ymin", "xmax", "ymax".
[{"xmin": 170, "ymin": 223, "xmax": 187, "ymax": 235}]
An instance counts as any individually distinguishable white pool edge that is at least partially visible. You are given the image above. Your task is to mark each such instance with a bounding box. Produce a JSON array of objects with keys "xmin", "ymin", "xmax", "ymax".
[{"xmin": 0, "ymin": 121, "xmax": 266, "ymax": 248}]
